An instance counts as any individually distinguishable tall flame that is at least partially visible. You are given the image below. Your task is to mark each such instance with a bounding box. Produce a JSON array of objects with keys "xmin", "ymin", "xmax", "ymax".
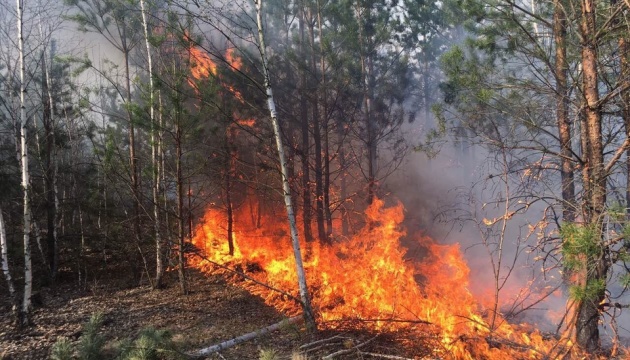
[
  {"xmin": 190, "ymin": 197, "xmax": 579, "ymax": 359},
  {"xmin": 187, "ymin": 41, "xmax": 245, "ymax": 102}
]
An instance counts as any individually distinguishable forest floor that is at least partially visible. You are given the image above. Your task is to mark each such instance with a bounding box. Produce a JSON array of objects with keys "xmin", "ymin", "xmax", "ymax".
[{"xmin": 0, "ymin": 269, "xmax": 427, "ymax": 359}]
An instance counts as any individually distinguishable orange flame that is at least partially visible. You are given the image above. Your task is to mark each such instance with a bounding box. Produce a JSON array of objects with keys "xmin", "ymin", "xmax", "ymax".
[
  {"xmin": 190, "ymin": 197, "xmax": 577, "ymax": 358},
  {"xmin": 226, "ymin": 48, "xmax": 243, "ymax": 71}
]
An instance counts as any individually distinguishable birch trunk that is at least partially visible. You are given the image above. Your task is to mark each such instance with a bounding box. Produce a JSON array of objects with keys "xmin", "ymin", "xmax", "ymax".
[
  {"xmin": 17, "ymin": 0, "xmax": 33, "ymax": 326},
  {"xmin": 0, "ymin": 207, "xmax": 16, "ymax": 306},
  {"xmin": 139, "ymin": 0, "xmax": 163, "ymax": 289},
  {"xmin": 255, "ymin": 0, "xmax": 315, "ymax": 330}
]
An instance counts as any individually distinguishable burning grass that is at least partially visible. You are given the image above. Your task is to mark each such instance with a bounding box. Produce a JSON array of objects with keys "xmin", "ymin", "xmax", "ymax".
[{"xmin": 188, "ymin": 197, "xmax": 587, "ymax": 359}]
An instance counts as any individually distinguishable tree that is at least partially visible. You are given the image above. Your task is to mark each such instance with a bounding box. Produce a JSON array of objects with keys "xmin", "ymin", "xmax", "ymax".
[
  {"xmin": 137, "ymin": 0, "xmax": 164, "ymax": 289},
  {"xmin": 16, "ymin": 0, "xmax": 33, "ymax": 326},
  {"xmin": 0, "ymin": 206, "xmax": 16, "ymax": 313},
  {"xmin": 64, "ymin": 0, "xmax": 145, "ymax": 281},
  {"xmin": 437, "ymin": 0, "xmax": 630, "ymax": 353},
  {"xmin": 255, "ymin": 0, "xmax": 316, "ymax": 330}
]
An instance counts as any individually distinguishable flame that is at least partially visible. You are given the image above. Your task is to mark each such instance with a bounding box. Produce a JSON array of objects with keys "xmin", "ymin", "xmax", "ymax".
[
  {"xmin": 186, "ymin": 41, "xmax": 245, "ymax": 102},
  {"xmin": 188, "ymin": 46, "xmax": 217, "ymax": 80},
  {"xmin": 189, "ymin": 197, "xmax": 584, "ymax": 358},
  {"xmin": 236, "ymin": 118, "xmax": 256, "ymax": 127},
  {"xmin": 225, "ymin": 47, "xmax": 243, "ymax": 71}
]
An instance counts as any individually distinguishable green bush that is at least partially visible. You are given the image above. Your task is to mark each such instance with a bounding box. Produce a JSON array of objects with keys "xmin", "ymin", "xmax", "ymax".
[{"xmin": 50, "ymin": 313, "xmax": 184, "ymax": 360}]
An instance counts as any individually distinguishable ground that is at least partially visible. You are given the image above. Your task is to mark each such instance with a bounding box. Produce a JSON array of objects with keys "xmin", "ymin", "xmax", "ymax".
[{"xmin": 0, "ymin": 269, "xmax": 426, "ymax": 359}]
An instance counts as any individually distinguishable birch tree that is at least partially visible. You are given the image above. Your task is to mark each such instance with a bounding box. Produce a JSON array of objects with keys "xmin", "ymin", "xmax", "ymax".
[
  {"xmin": 0, "ymin": 206, "xmax": 16, "ymax": 314},
  {"xmin": 16, "ymin": 0, "xmax": 33, "ymax": 327},
  {"xmin": 255, "ymin": 0, "xmax": 315, "ymax": 330},
  {"xmin": 137, "ymin": 0, "xmax": 164, "ymax": 289}
]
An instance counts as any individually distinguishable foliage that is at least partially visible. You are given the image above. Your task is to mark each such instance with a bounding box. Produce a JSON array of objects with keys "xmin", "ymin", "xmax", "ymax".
[
  {"xmin": 50, "ymin": 338, "xmax": 74, "ymax": 360},
  {"xmin": 117, "ymin": 328, "xmax": 183, "ymax": 360},
  {"xmin": 259, "ymin": 348, "xmax": 280, "ymax": 360},
  {"xmin": 78, "ymin": 312, "xmax": 106, "ymax": 360},
  {"xmin": 560, "ymin": 223, "xmax": 601, "ymax": 272},
  {"xmin": 569, "ymin": 279, "xmax": 606, "ymax": 302},
  {"xmin": 51, "ymin": 314, "xmax": 183, "ymax": 360}
]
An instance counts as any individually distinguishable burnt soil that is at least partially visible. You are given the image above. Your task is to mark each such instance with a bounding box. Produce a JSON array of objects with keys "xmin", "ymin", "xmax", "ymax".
[{"xmin": 0, "ymin": 269, "xmax": 432, "ymax": 359}]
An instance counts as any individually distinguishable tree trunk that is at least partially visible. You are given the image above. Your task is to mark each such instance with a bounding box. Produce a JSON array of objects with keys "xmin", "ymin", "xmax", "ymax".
[
  {"xmin": 255, "ymin": 0, "xmax": 316, "ymax": 331},
  {"xmin": 0, "ymin": 207, "xmax": 16, "ymax": 311},
  {"xmin": 299, "ymin": 4, "xmax": 313, "ymax": 243},
  {"xmin": 176, "ymin": 122, "xmax": 188, "ymax": 295},
  {"xmin": 618, "ymin": 3, "xmax": 630, "ymax": 215},
  {"xmin": 307, "ymin": 16, "xmax": 325, "ymax": 243},
  {"xmin": 41, "ymin": 33, "xmax": 58, "ymax": 281},
  {"xmin": 226, "ymin": 127, "xmax": 235, "ymax": 256},
  {"xmin": 355, "ymin": 2, "xmax": 377, "ymax": 205},
  {"xmin": 139, "ymin": 0, "xmax": 163, "ymax": 289},
  {"xmin": 554, "ymin": 0, "xmax": 576, "ymax": 223},
  {"xmin": 575, "ymin": 0, "xmax": 607, "ymax": 352},
  {"xmin": 317, "ymin": 1, "xmax": 333, "ymax": 242},
  {"xmin": 122, "ymin": 29, "xmax": 142, "ymax": 282},
  {"xmin": 17, "ymin": 0, "xmax": 32, "ymax": 327}
]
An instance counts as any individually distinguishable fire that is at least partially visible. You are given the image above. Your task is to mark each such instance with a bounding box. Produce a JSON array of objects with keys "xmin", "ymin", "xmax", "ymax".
[
  {"xmin": 225, "ymin": 48, "xmax": 242, "ymax": 71},
  {"xmin": 189, "ymin": 197, "xmax": 579, "ymax": 359},
  {"xmin": 188, "ymin": 46, "xmax": 217, "ymax": 80},
  {"xmin": 186, "ymin": 41, "xmax": 245, "ymax": 102}
]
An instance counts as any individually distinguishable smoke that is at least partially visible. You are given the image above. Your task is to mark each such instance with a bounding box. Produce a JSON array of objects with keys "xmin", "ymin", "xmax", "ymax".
[{"xmin": 381, "ymin": 118, "xmax": 569, "ymax": 334}]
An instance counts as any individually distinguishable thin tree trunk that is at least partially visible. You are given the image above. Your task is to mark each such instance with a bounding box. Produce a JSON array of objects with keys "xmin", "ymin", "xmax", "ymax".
[
  {"xmin": 139, "ymin": 0, "xmax": 163, "ymax": 289},
  {"xmin": 255, "ymin": 0, "xmax": 315, "ymax": 331},
  {"xmin": 17, "ymin": 0, "xmax": 33, "ymax": 327},
  {"xmin": 0, "ymin": 207, "xmax": 16, "ymax": 311},
  {"xmin": 554, "ymin": 0, "xmax": 576, "ymax": 223},
  {"xmin": 617, "ymin": 3, "xmax": 630, "ymax": 215},
  {"xmin": 317, "ymin": 1, "xmax": 332, "ymax": 240},
  {"xmin": 575, "ymin": 0, "xmax": 607, "ymax": 352},
  {"xmin": 41, "ymin": 34, "xmax": 58, "ymax": 281},
  {"xmin": 226, "ymin": 127, "xmax": 235, "ymax": 256},
  {"xmin": 307, "ymin": 15, "xmax": 325, "ymax": 242},
  {"xmin": 355, "ymin": 2, "xmax": 376, "ymax": 205},
  {"xmin": 299, "ymin": 4, "xmax": 313, "ymax": 243},
  {"xmin": 337, "ymin": 119, "xmax": 349, "ymax": 236},
  {"xmin": 122, "ymin": 31, "xmax": 142, "ymax": 282},
  {"xmin": 176, "ymin": 121, "xmax": 187, "ymax": 295}
]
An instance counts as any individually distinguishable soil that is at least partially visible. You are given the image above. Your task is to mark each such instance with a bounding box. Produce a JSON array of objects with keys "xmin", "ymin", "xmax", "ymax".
[{"xmin": 0, "ymin": 269, "xmax": 429, "ymax": 359}]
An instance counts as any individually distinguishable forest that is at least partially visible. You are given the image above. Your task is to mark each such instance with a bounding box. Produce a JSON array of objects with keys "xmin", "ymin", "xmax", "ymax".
[{"xmin": 2, "ymin": 0, "xmax": 630, "ymax": 358}]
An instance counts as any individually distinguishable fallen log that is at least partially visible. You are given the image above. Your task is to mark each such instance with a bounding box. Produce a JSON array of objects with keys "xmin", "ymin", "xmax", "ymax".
[
  {"xmin": 357, "ymin": 352, "xmax": 415, "ymax": 359},
  {"xmin": 192, "ymin": 316, "xmax": 303, "ymax": 357}
]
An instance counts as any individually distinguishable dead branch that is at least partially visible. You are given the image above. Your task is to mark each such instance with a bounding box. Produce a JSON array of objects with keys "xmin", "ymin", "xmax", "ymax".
[
  {"xmin": 357, "ymin": 352, "xmax": 416, "ymax": 359},
  {"xmin": 323, "ymin": 318, "xmax": 432, "ymax": 326},
  {"xmin": 299, "ymin": 334, "xmax": 343, "ymax": 349},
  {"xmin": 192, "ymin": 316, "xmax": 303, "ymax": 357},
  {"xmin": 321, "ymin": 335, "xmax": 378, "ymax": 359},
  {"xmin": 299, "ymin": 334, "xmax": 348, "ymax": 353}
]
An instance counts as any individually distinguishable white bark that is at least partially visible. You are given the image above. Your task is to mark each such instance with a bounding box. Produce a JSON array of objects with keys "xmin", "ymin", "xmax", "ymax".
[
  {"xmin": 17, "ymin": 0, "xmax": 33, "ymax": 324},
  {"xmin": 194, "ymin": 316, "xmax": 302, "ymax": 356},
  {"xmin": 255, "ymin": 0, "xmax": 315, "ymax": 330},
  {"xmin": 139, "ymin": 0, "xmax": 162, "ymax": 287},
  {"xmin": 0, "ymin": 207, "xmax": 16, "ymax": 299}
]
